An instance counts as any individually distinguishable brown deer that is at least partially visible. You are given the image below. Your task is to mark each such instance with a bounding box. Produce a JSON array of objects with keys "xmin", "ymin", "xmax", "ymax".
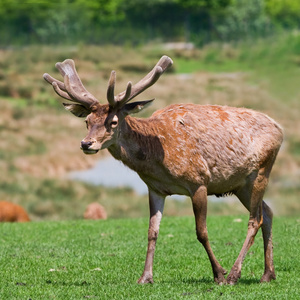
[
  {"xmin": 43, "ymin": 56, "xmax": 283, "ymax": 285},
  {"xmin": 0, "ymin": 201, "xmax": 30, "ymax": 222},
  {"xmin": 84, "ymin": 202, "xmax": 107, "ymax": 220}
]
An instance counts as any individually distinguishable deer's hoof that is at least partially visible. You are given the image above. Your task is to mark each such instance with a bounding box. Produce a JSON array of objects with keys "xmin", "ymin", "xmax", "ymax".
[
  {"xmin": 214, "ymin": 268, "xmax": 227, "ymax": 285},
  {"xmin": 137, "ymin": 274, "xmax": 154, "ymax": 284},
  {"xmin": 215, "ymin": 275, "xmax": 227, "ymax": 285},
  {"xmin": 260, "ymin": 271, "xmax": 276, "ymax": 283},
  {"xmin": 226, "ymin": 272, "xmax": 241, "ymax": 285}
]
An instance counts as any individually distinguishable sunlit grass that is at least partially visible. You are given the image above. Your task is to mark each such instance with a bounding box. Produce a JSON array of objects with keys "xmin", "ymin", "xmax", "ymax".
[{"xmin": 0, "ymin": 216, "xmax": 299, "ymax": 299}]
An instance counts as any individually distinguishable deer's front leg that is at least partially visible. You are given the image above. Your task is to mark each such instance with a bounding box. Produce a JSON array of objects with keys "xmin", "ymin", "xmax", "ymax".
[{"xmin": 137, "ymin": 189, "xmax": 165, "ymax": 284}]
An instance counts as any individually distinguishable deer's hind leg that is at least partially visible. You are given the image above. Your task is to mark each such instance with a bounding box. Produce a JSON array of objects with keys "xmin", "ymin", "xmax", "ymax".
[
  {"xmin": 192, "ymin": 186, "xmax": 227, "ymax": 285},
  {"xmin": 260, "ymin": 201, "xmax": 276, "ymax": 282},
  {"xmin": 227, "ymin": 161, "xmax": 276, "ymax": 285}
]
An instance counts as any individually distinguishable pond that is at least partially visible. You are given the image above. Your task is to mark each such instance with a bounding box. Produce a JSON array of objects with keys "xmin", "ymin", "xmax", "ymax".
[
  {"xmin": 69, "ymin": 157, "xmax": 147, "ymax": 194},
  {"xmin": 69, "ymin": 156, "xmax": 188, "ymax": 201},
  {"xmin": 69, "ymin": 157, "xmax": 229, "ymax": 202}
]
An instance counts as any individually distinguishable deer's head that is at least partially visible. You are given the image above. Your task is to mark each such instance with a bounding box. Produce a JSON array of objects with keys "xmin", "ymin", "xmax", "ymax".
[{"xmin": 43, "ymin": 56, "xmax": 173, "ymax": 154}]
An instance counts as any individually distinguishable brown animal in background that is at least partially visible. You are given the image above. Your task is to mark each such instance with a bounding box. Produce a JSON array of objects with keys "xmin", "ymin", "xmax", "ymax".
[
  {"xmin": 0, "ymin": 201, "xmax": 30, "ymax": 222},
  {"xmin": 84, "ymin": 202, "xmax": 107, "ymax": 220},
  {"xmin": 44, "ymin": 56, "xmax": 283, "ymax": 285}
]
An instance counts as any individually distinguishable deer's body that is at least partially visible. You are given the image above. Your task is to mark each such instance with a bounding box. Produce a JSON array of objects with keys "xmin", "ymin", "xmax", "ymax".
[
  {"xmin": 44, "ymin": 56, "xmax": 283, "ymax": 285},
  {"xmin": 109, "ymin": 103, "xmax": 282, "ymax": 198}
]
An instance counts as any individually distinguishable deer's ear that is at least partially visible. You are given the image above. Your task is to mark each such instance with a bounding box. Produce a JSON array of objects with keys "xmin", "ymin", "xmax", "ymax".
[
  {"xmin": 63, "ymin": 103, "xmax": 91, "ymax": 118},
  {"xmin": 123, "ymin": 99, "xmax": 154, "ymax": 115}
]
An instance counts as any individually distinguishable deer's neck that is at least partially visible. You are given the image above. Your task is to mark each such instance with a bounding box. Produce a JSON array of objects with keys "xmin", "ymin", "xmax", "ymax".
[{"xmin": 108, "ymin": 116, "xmax": 164, "ymax": 170}]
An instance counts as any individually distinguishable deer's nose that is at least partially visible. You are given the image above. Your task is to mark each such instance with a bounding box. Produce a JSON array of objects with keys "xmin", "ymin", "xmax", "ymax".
[{"xmin": 81, "ymin": 140, "xmax": 94, "ymax": 150}]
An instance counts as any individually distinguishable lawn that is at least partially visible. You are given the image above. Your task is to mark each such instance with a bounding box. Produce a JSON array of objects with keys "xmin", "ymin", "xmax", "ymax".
[{"xmin": 0, "ymin": 215, "xmax": 299, "ymax": 299}]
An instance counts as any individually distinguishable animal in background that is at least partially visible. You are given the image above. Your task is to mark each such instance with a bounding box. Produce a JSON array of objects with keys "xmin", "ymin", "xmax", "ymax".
[
  {"xmin": 44, "ymin": 56, "xmax": 283, "ymax": 285},
  {"xmin": 0, "ymin": 201, "xmax": 30, "ymax": 222},
  {"xmin": 84, "ymin": 202, "xmax": 107, "ymax": 220}
]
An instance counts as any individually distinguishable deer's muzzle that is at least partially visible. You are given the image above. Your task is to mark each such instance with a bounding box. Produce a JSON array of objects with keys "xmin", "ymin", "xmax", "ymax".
[{"xmin": 80, "ymin": 140, "xmax": 99, "ymax": 155}]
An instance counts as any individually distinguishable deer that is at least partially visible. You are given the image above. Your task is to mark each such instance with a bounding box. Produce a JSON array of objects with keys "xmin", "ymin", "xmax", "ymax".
[
  {"xmin": 43, "ymin": 55, "xmax": 283, "ymax": 285},
  {"xmin": 0, "ymin": 201, "xmax": 30, "ymax": 222},
  {"xmin": 84, "ymin": 202, "xmax": 107, "ymax": 220}
]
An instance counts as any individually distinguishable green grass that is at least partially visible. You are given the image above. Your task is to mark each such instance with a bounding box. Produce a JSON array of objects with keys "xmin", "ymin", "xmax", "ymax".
[{"xmin": 0, "ymin": 216, "xmax": 299, "ymax": 299}]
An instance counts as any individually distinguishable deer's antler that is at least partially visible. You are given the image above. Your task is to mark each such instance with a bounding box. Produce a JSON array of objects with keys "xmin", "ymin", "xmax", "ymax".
[
  {"xmin": 44, "ymin": 56, "xmax": 173, "ymax": 109},
  {"xmin": 107, "ymin": 55, "xmax": 173, "ymax": 108},
  {"xmin": 43, "ymin": 59, "xmax": 98, "ymax": 108}
]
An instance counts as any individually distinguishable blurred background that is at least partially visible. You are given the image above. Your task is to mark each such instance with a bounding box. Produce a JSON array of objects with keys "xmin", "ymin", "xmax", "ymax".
[{"xmin": 0, "ymin": 0, "xmax": 299, "ymax": 221}]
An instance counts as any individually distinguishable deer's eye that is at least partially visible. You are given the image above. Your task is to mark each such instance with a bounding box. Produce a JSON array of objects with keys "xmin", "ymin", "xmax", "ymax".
[
  {"xmin": 110, "ymin": 120, "xmax": 118, "ymax": 128},
  {"xmin": 110, "ymin": 115, "xmax": 119, "ymax": 128},
  {"xmin": 84, "ymin": 120, "xmax": 88, "ymax": 129}
]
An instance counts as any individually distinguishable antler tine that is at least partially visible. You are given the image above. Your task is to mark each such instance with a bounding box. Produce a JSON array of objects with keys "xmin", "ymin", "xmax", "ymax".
[
  {"xmin": 108, "ymin": 55, "xmax": 173, "ymax": 108},
  {"xmin": 156, "ymin": 55, "xmax": 173, "ymax": 73},
  {"xmin": 43, "ymin": 73, "xmax": 67, "ymax": 92},
  {"xmin": 124, "ymin": 65, "xmax": 163, "ymax": 102},
  {"xmin": 117, "ymin": 81, "xmax": 132, "ymax": 106},
  {"xmin": 127, "ymin": 56, "xmax": 173, "ymax": 101},
  {"xmin": 52, "ymin": 82, "xmax": 73, "ymax": 101},
  {"xmin": 107, "ymin": 70, "xmax": 133, "ymax": 107},
  {"xmin": 136, "ymin": 55, "xmax": 172, "ymax": 84},
  {"xmin": 43, "ymin": 73, "xmax": 73, "ymax": 101},
  {"xmin": 44, "ymin": 59, "xmax": 98, "ymax": 108},
  {"xmin": 107, "ymin": 70, "xmax": 116, "ymax": 107}
]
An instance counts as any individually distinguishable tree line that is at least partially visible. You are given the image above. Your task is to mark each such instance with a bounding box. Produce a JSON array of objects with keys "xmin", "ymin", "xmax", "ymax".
[{"xmin": 1, "ymin": 0, "xmax": 300, "ymax": 46}]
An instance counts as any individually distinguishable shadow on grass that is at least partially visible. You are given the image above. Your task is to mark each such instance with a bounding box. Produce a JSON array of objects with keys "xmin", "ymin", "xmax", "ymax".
[
  {"xmin": 44, "ymin": 276, "xmax": 261, "ymax": 288},
  {"xmin": 161, "ymin": 276, "xmax": 260, "ymax": 285},
  {"xmin": 181, "ymin": 277, "xmax": 215, "ymax": 284},
  {"xmin": 238, "ymin": 278, "xmax": 261, "ymax": 285},
  {"xmin": 45, "ymin": 280, "xmax": 91, "ymax": 287},
  {"xmin": 159, "ymin": 277, "xmax": 214, "ymax": 285}
]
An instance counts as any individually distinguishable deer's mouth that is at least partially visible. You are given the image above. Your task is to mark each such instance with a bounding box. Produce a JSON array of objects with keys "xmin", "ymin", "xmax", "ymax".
[{"xmin": 82, "ymin": 149, "xmax": 99, "ymax": 155}]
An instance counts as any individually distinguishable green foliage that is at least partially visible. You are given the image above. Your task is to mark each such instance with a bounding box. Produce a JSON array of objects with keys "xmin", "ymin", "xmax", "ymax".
[
  {"xmin": 0, "ymin": 0, "xmax": 300, "ymax": 46},
  {"xmin": 215, "ymin": 0, "xmax": 272, "ymax": 42},
  {"xmin": 266, "ymin": 0, "xmax": 300, "ymax": 27},
  {"xmin": 0, "ymin": 0, "xmax": 125, "ymax": 45},
  {"xmin": 176, "ymin": 0, "xmax": 231, "ymax": 10},
  {"xmin": 0, "ymin": 216, "xmax": 299, "ymax": 298}
]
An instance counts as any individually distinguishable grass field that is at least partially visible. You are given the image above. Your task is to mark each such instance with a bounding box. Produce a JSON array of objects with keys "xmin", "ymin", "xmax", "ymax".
[{"xmin": 0, "ymin": 216, "xmax": 299, "ymax": 299}]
